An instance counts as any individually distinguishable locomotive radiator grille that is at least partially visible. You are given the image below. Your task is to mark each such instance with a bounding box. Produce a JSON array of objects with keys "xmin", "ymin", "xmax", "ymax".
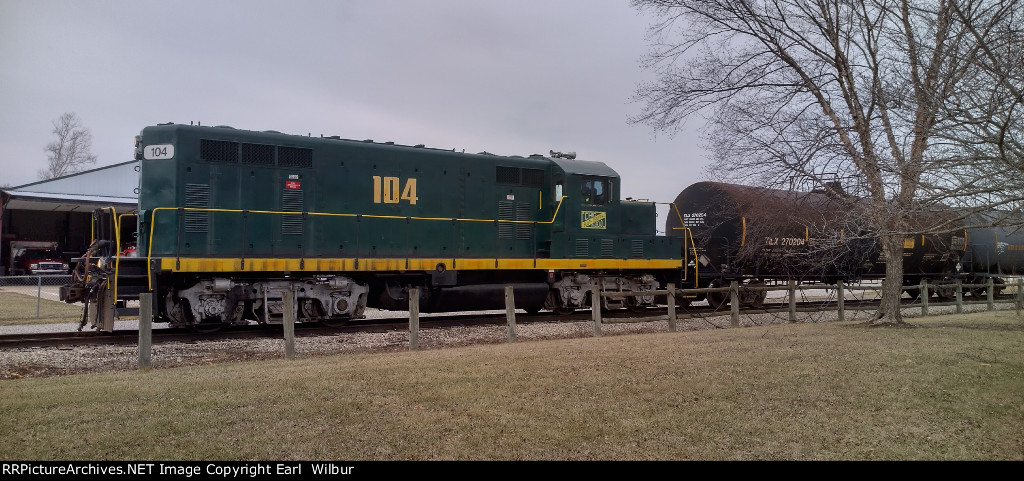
[
  {"xmin": 242, "ymin": 143, "xmax": 274, "ymax": 165},
  {"xmin": 278, "ymin": 146, "xmax": 313, "ymax": 168}
]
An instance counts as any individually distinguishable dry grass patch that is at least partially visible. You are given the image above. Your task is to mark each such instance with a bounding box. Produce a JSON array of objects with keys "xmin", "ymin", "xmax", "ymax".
[
  {"xmin": 1, "ymin": 310, "xmax": 1022, "ymax": 460},
  {"xmin": 0, "ymin": 291, "xmax": 82, "ymax": 325}
]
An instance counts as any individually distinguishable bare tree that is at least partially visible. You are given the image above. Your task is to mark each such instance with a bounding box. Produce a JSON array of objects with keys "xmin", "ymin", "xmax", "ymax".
[
  {"xmin": 40, "ymin": 112, "xmax": 98, "ymax": 180},
  {"xmin": 632, "ymin": 0, "xmax": 1023, "ymax": 325},
  {"xmin": 934, "ymin": 1, "xmax": 1024, "ymax": 218}
]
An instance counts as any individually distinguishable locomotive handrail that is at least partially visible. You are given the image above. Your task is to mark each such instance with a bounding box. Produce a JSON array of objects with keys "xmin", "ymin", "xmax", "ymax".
[
  {"xmin": 662, "ymin": 202, "xmax": 700, "ymax": 283},
  {"xmin": 143, "ymin": 196, "xmax": 572, "ymax": 289},
  {"xmin": 85, "ymin": 207, "xmax": 140, "ymax": 304},
  {"xmin": 113, "ymin": 213, "xmax": 137, "ymax": 302},
  {"xmin": 89, "ymin": 206, "xmax": 121, "ymax": 290}
]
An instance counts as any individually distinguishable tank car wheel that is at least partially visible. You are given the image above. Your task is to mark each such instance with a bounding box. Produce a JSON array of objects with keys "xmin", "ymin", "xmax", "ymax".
[
  {"xmin": 706, "ymin": 280, "xmax": 729, "ymax": 310},
  {"xmin": 967, "ymin": 277, "xmax": 985, "ymax": 297},
  {"xmin": 903, "ymin": 288, "xmax": 920, "ymax": 300},
  {"xmin": 741, "ymin": 280, "xmax": 766, "ymax": 308},
  {"xmin": 933, "ymin": 282, "xmax": 957, "ymax": 300},
  {"xmin": 993, "ymin": 278, "xmax": 1006, "ymax": 296},
  {"xmin": 626, "ymin": 300, "xmax": 647, "ymax": 313},
  {"xmin": 671, "ymin": 292, "xmax": 693, "ymax": 308}
]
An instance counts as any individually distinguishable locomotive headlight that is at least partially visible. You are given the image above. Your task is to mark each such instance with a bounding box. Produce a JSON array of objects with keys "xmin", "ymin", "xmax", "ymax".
[{"xmin": 134, "ymin": 135, "xmax": 143, "ymax": 160}]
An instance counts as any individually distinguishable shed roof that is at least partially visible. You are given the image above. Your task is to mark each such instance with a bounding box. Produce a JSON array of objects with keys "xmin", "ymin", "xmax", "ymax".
[{"xmin": 2, "ymin": 161, "xmax": 138, "ymax": 212}]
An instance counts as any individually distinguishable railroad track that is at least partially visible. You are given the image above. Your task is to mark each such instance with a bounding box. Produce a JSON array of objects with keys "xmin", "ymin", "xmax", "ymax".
[{"xmin": 3, "ymin": 292, "xmax": 1016, "ymax": 351}]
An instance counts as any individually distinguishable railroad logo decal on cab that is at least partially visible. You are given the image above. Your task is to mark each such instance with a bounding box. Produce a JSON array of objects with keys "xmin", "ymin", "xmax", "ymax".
[{"xmin": 581, "ymin": 211, "xmax": 607, "ymax": 229}]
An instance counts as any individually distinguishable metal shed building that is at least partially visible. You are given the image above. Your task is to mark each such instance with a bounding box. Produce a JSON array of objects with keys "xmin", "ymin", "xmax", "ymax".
[{"xmin": 1, "ymin": 161, "xmax": 138, "ymax": 275}]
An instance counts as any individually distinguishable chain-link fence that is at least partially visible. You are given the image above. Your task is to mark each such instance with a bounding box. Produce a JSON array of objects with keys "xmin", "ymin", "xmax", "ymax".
[{"xmin": 0, "ymin": 275, "xmax": 84, "ymax": 323}]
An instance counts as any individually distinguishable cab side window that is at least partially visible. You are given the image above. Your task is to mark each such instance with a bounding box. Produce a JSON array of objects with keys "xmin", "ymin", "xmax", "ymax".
[{"xmin": 581, "ymin": 178, "xmax": 609, "ymax": 205}]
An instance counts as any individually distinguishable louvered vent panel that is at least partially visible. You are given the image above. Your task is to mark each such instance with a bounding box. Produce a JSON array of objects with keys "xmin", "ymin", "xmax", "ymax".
[
  {"xmin": 515, "ymin": 203, "xmax": 532, "ymax": 240},
  {"xmin": 498, "ymin": 200, "xmax": 514, "ymax": 239},
  {"xmin": 631, "ymin": 240, "xmax": 645, "ymax": 258},
  {"xmin": 184, "ymin": 184, "xmax": 210, "ymax": 233},
  {"xmin": 282, "ymin": 190, "xmax": 304, "ymax": 235},
  {"xmin": 575, "ymin": 239, "xmax": 589, "ymax": 257},
  {"xmin": 601, "ymin": 239, "xmax": 614, "ymax": 258}
]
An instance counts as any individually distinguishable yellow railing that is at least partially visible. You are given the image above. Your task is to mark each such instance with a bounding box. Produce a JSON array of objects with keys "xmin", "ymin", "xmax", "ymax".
[{"xmin": 87, "ymin": 208, "xmax": 137, "ymax": 303}]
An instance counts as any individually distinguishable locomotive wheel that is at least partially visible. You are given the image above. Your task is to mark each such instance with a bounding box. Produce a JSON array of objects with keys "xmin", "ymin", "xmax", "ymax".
[
  {"xmin": 706, "ymin": 280, "xmax": 729, "ymax": 309},
  {"xmin": 626, "ymin": 297, "xmax": 647, "ymax": 313},
  {"xmin": 545, "ymin": 290, "xmax": 577, "ymax": 315},
  {"xmin": 191, "ymin": 318, "xmax": 224, "ymax": 333},
  {"xmin": 319, "ymin": 317, "xmax": 349, "ymax": 328}
]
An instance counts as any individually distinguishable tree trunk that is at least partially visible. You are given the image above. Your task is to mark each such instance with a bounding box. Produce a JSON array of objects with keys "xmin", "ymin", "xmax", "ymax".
[{"xmin": 873, "ymin": 235, "xmax": 907, "ymax": 325}]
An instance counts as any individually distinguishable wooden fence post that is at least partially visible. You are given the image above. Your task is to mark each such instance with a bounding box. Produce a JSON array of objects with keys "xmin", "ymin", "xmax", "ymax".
[
  {"xmin": 666, "ymin": 283, "xmax": 677, "ymax": 332},
  {"xmin": 1017, "ymin": 278, "xmax": 1023, "ymax": 315},
  {"xmin": 409, "ymin": 287, "xmax": 420, "ymax": 350},
  {"xmin": 837, "ymin": 280, "xmax": 845, "ymax": 322},
  {"xmin": 283, "ymin": 289, "xmax": 295, "ymax": 359},
  {"xmin": 921, "ymin": 279, "xmax": 929, "ymax": 317},
  {"xmin": 138, "ymin": 292, "xmax": 152, "ymax": 371},
  {"xmin": 505, "ymin": 285, "xmax": 517, "ymax": 342},
  {"xmin": 788, "ymin": 279, "xmax": 797, "ymax": 323},
  {"xmin": 955, "ymin": 279, "xmax": 963, "ymax": 314},
  {"xmin": 987, "ymin": 278, "xmax": 994, "ymax": 311},
  {"xmin": 591, "ymin": 284, "xmax": 602, "ymax": 337},
  {"xmin": 730, "ymin": 280, "xmax": 740, "ymax": 327}
]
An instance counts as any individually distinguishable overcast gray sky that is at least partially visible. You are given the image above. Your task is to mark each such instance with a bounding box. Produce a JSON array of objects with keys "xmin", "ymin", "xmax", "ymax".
[{"xmin": 1, "ymin": 0, "xmax": 708, "ymax": 213}]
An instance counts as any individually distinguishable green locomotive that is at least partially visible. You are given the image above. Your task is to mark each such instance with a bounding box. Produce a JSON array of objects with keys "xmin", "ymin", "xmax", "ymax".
[{"xmin": 66, "ymin": 123, "xmax": 687, "ymax": 331}]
